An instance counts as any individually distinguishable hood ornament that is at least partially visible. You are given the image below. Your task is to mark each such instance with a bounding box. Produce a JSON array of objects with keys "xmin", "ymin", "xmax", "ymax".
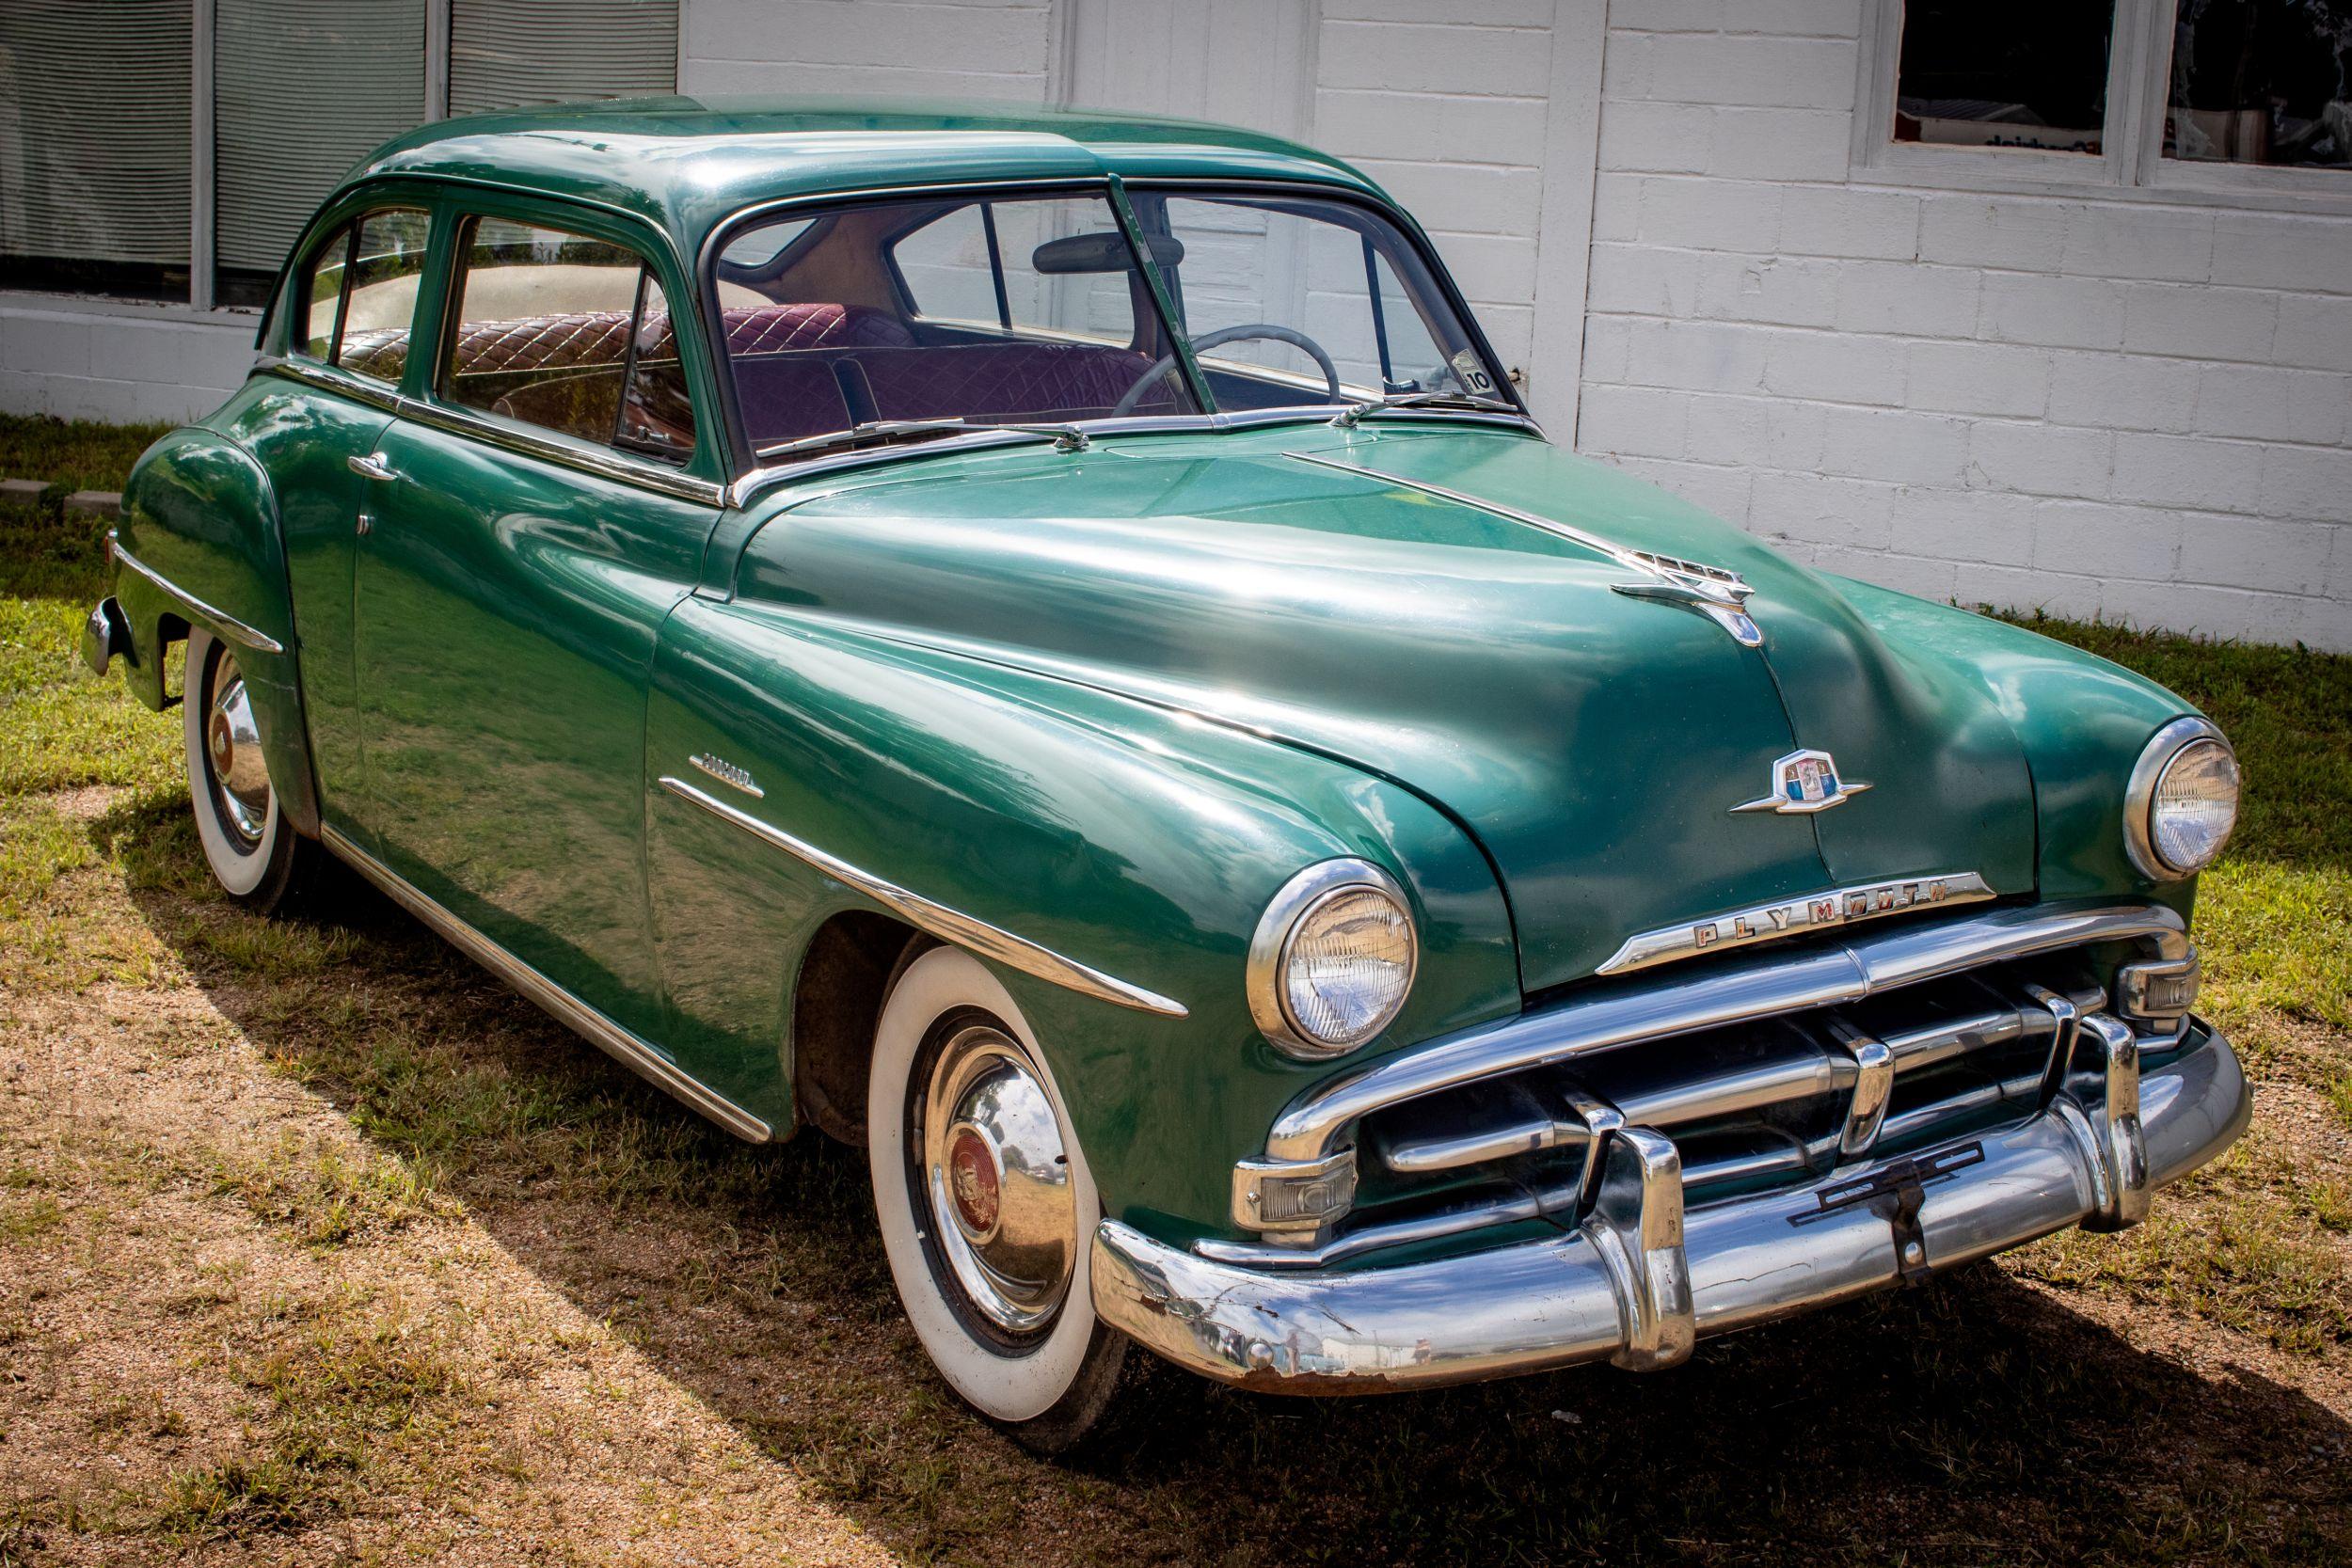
[
  {"xmin": 1610, "ymin": 552, "xmax": 1761, "ymax": 647},
  {"xmin": 1281, "ymin": 453, "xmax": 1766, "ymax": 647},
  {"xmin": 1732, "ymin": 748, "xmax": 1871, "ymax": 816}
]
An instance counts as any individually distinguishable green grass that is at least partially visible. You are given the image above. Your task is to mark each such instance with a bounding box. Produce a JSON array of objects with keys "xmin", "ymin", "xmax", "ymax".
[
  {"xmin": 0, "ymin": 412, "xmax": 170, "ymax": 495},
  {"xmin": 1, "ymin": 424, "xmax": 2347, "ymax": 1565}
]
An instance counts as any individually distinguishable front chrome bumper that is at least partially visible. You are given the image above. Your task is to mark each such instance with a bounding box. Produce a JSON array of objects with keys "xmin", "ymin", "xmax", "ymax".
[{"xmin": 1091, "ymin": 1020, "xmax": 2247, "ymax": 1392}]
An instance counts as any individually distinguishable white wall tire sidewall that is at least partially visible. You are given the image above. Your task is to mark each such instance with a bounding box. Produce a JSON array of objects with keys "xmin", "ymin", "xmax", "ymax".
[
  {"xmin": 184, "ymin": 629, "xmax": 281, "ymax": 899},
  {"xmin": 868, "ymin": 946, "xmax": 1102, "ymax": 1423}
]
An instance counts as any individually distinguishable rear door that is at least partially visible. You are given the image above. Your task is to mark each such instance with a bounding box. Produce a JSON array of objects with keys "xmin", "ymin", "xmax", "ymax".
[{"xmin": 346, "ymin": 198, "xmax": 723, "ymax": 1044}]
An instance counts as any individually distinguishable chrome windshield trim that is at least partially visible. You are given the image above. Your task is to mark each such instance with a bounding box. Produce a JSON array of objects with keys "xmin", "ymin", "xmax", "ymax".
[
  {"xmin": 658, "ymin": 775, "xmax": 1188, "ymax": 1019},
  {"xmin": 722, "ymin": 406, "xmax": 1542, "ymax": 509},
  {"xmin": 1285, "ymin": 451, "xmax": 1762, "ymax": 644},
  {"xmin": 109, "ymin": 533, "xmax": 287, "ymax": 656},
  {"xmin": 317, "ymin": 824, "xmax": 773, "ymax": 1142},
  {"xmin": 1260, "ymin": 900, "xmax": 2188, "ymax": 1165}
]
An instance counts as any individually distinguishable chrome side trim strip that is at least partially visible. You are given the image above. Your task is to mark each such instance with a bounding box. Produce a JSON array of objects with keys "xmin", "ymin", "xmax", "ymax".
[
  {"xmin": 1284, "ymin": 451, "xmax": 1762, "ymax": 644},
  {"xmin": 1596, "ymin": 871, "xmax": 1995, "ymax": 975},
  {"xmin": 262, "ymin": 355, "xmax": 403, "ymax": 415},
  {"xmin": 657, "ymin": 775, "xmax": 1188, "ymax": 1019},
  {"xmin": 1260, "ymin": 900, "xmax": 2186, "ymax": 1166},
  {"xmin": 316, "ymin": 825, "xmax": 773, "ymax": 1143},
  {"xmin": 109, "ymin": 534, "xmax": 287, "ymax": 656}
]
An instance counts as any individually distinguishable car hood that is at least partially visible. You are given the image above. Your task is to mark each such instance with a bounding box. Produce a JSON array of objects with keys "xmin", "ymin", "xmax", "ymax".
[{"xmin": 735, "ymin": 425, "xmax": 2037, "ymax": 993}]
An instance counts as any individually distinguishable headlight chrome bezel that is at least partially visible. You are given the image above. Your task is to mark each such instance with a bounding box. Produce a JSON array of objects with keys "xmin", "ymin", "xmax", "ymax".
[
  {"xmin": 2124, "ymin": 716, "xmax": 2239, "ymax": 881},
  {"xmin": 1248, "ymin": 858, "xmax": 1418, "ymax": 1061}
]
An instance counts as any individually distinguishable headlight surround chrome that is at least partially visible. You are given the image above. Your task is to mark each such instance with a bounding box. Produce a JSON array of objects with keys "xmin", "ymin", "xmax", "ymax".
[
  {"xmin": 1248, "ymin": 859, "xmax": 1418, "ymax": 1061},
  {"xmin": 2124, "ymin": 717, "xmax": 2240, "ymax": 881}
]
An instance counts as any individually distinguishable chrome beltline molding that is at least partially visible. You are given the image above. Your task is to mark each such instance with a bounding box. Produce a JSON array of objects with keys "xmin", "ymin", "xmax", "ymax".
[
  {"xmin": 262, "ymin": 357, "xmax": 729, "ymax": 507},
  {"xmin": 318, "ymin": 824, "xmax": 773, "ymax": 1142},
  {"xmin": 1259, "ymin": 898, "xmax": 2187, "ymax": 1167},
  {"xmin": 108, "ymin": 532, "xmax": 288, "ymax": 656},
  {"xmin": 1596, "ymin": 870, "xmax": 1994, "ymax": 975},
  {"xmin": 1283, "ymin": 451, "xmax": 1763, "ymax": 645},
  {"xmin": 658, "ymin": 775, "xmax": 1188, "ymax": 1019}
]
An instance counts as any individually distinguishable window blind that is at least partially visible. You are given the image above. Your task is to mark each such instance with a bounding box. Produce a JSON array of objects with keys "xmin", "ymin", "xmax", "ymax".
[
  {"xmin": 450, "ymin": 0, "xmax": 679, "ymax": 116},
  {"xmin": 215, "ymin": 0, "xmax": 424, "ymax": 280},
  {"xmin": 0, "ymin": 1, "xmax": 191, "ymax": 270}
]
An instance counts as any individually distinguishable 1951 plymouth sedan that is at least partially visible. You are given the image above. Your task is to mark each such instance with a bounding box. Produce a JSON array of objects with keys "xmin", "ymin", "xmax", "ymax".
[{"xmin": 81, "ymin": 100, "xmax": 2249, "ymax": 1451}]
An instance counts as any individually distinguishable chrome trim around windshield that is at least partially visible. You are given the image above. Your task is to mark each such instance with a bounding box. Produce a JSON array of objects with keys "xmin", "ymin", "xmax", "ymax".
[
  {"xmin": 317, "ymin": 824, "xmax": 773, "ymax": 1142},
  {"xmin": 658, "ymin": 775, "xmax": 1188, "ymax": 1019},
  {"xmin": 259, "ymin": 357, "xmax": 729, "ymax": 508},
  {"xmin": 1286, "ymin": 451, "xmax": 1764, "ymax": 645},
  {"xmin": 1259, "ymin": 899, "xmax": 2188, "ymax": 1167},
  {"xmin": 1596, "ymin": 872, "xmax": 1994, "ymax": 976},
  {"xmin": 722, "ymin": 405, "xmax": 1542, "ymax": 509},
  {"xmin": 108, "ymin": 533, "xmax": 287, "ymax": 656}
]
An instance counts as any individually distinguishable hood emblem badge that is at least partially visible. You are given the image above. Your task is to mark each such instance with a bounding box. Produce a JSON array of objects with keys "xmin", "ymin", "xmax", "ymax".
[
  {"xmin": 1732, "ymin": 748, "xmax": 1871, "ymax": 816},
  {"xmin": 1597, "ymin": 871, "xmax": 1997, "ymax": 975}
]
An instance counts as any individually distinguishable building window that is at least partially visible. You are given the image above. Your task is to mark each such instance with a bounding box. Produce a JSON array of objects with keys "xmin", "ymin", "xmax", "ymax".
[
  {"xmin": 1895, "ymin": 0, "xmax": 2117, "ymax": 154},
  {"xmin": 1867, "ymin": 0, "xmax": 2351, "ymax": 195},
  {"xmin": 0, "ymin": 1, "xmax": 194, "ymax": 301},
  {"xmin": 0, "ymin": 0, "xmax": 677, "ymax": 310},
  {"xmin": 2166, "ymin": 0, "xmax": 2352, "ymax": 168}
]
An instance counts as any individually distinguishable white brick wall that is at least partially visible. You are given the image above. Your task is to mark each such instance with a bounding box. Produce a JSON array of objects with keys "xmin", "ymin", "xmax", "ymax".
[
  {"xmin": 0, "ymin": 298, "xmax": 256, "ymax": 425},
  {"xmin": 1581, "ymin": 0, "xmax": 2352, "ymax": 652},
  {"xmin": 680, "ymin": 0, "xmax": 1057, "ymax": 99}
]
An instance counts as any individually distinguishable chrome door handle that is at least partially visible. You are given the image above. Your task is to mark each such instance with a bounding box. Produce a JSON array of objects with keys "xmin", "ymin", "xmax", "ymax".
[{"xmin": 347, "ymin": 451, "xmax": 397, "ymax": 482}]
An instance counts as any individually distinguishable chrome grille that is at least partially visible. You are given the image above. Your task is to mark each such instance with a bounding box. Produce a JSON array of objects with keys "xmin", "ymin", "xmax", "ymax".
[{"xmin": 1209, "ymin": 901, "xmax": 2197, "ymax": 1270}]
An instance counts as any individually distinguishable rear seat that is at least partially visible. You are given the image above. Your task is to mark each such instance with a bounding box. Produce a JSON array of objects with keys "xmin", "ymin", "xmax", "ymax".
[{"xmin": 336, "ymin": 302, "xmax": 1178, "ymax": 449}]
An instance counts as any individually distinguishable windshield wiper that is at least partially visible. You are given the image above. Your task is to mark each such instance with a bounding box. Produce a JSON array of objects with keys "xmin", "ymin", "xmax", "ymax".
[
  {"xmin": 756, "ymin": 418, "xmax": 1091, "ymax": 464},
  {"xmin": 1330, "ymin": 389, "xmax": 1521, "ymax": 428}
]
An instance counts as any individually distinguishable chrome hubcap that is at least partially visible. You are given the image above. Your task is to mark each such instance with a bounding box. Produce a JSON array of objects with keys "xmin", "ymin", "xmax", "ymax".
[
  {"xmin": 206, "ymin": 653, "xmax": 270, "ymax": 846},
  {"xmin": 920, "ymin": 1024, "xmax": 1076, "ymax": 1335}
]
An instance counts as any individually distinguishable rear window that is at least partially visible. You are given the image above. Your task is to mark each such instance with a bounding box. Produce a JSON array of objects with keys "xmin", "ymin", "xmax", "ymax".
[{"xmin": 294, "ymin": 207, "xmax": 430, "ymax": 387}]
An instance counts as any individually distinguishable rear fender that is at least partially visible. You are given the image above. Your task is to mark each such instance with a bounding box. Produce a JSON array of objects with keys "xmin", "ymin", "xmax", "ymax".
[{"xmin": 114, "ymin": 428, "xmax": 319, "ymax": 833}]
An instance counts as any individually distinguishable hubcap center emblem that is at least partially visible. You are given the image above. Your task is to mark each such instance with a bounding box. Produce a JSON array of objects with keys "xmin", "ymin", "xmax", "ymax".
[{"xmin": 946, "ymin": 1127, "xmax": 1001, "ymax": 1237}]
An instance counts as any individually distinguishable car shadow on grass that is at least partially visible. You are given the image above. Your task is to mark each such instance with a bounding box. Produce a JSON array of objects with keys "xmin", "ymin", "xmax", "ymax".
[{"xmin": 112, "ymin": 803, "xmax": 2351, "ymax": 1568}]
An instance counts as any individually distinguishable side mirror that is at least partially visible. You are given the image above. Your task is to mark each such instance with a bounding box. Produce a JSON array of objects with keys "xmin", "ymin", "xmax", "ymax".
[{"xmin": 1030, "ymin": 230, "xmax": 1185, "ymax": 274}]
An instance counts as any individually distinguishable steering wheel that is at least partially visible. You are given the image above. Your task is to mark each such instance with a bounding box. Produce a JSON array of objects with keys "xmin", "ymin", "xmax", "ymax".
[{"xmin": 1111, "ymin": 323, "xmax": 1343, "ymax": 418}]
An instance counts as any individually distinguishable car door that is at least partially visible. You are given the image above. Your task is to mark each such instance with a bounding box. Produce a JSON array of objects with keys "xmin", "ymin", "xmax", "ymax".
[
  {"xmin": 346, "ymin": 198, "xmax": 723, "ymax": 1044},
  {"xmin": 232, "ymin": 202, "xmax": 432, "ymax": 823}
]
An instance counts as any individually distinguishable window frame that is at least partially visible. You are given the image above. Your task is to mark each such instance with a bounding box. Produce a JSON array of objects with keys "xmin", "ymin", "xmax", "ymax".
[{"xmin": 1854, "ymin": 0, "xmax": 2352, "ymax": 213}]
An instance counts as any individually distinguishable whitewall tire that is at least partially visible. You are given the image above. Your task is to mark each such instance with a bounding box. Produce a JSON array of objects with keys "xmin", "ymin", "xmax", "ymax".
[
  {"xmin": 184, "ymin": 628, "xmax": 312, "ymax": 911},
  {"xmin": 867, "ymin": 944, "xmax": 1127, "ymax": 1450}
]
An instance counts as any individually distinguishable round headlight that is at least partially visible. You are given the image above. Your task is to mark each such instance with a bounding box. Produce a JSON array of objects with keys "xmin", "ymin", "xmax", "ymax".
[
  {"xmin": 2125, "ymin": 718, "xmax": 2239, "ymax": 880},
  {"xmin": 1248, "ymin": 860, "xmax": 1417, "ymax": 1060}
]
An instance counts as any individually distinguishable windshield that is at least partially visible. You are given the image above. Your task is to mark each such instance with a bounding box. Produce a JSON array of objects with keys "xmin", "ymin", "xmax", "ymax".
[{"xmin": 712, "ymin": 186, "xmax": 1509, "ymax": 462}]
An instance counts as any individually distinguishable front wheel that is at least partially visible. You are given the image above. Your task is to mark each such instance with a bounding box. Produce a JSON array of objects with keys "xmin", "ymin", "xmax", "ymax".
[
  {"xmin": 867, "ymin": 945, "xmax": 1128, "ymax": 1452},
  {"xmin": 184, "ymin": 628, "xmax": 316, "ymax": 911}
]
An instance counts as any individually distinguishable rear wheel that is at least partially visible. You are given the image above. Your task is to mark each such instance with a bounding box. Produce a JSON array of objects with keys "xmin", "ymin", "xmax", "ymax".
[
  {"xmin": 184, "ymin": 628, "xmax": 316, "ymax": 912},
  {"xmin": 867, "ymin": 945, "xmax": 1127, "ymax": 1453}
]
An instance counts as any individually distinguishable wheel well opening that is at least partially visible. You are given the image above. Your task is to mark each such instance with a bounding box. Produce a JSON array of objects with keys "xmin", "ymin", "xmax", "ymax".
[{"xmin": 790, "ymin": 911, "xmax": 923, "ymax": 1145}]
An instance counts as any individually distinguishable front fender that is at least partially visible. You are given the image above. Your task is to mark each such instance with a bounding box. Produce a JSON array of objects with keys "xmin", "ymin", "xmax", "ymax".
[
  {"xmin": 1830, "ymin": 577, "xmax": 2201, "ymax": 917},
  {"xmin": 114, "ymin": 427, "xmax": 318, "ymax": 832},
  {"xmin": 646, "ymin": 594, "xmax": 1519, "ymax": 1239}
]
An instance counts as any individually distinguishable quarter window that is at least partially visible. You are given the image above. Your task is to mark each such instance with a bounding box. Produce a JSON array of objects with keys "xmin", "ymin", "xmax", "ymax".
[
  {"xmin": 441, "ymin": 218, "xmax": 696, "ymax": 464},
  {"xmin": 294, "ymin": 206, "xmax": 430, "ymax": 387}
]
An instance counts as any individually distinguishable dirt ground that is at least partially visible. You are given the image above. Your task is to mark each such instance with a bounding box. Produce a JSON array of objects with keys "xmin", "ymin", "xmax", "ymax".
[{"xmin": 3, "ymin": 777, "xmax": 2346, "ymax": 1567}]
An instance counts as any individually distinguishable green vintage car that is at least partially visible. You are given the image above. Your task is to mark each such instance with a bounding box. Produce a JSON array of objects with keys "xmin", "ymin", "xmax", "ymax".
[{"xmin": 82, "ymin": 99, "xmax": 2249, "ymax": 1450}]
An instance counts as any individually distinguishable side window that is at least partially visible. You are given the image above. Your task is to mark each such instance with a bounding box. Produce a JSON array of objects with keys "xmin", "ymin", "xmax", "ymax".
[
  {"xmin": 890, "ymin": 198, "xmax": 1142, "ymax": 347},
  {"xmin": 293, "ymin": 206, "xmax": 430, "ymax": 387},
  {"xmin": 890, "ymin": 204, "xmax": 1001, "ymax": 325},
  {"xmin": 441, "ymin": 217, "xmax": 695, "ymax": 464},
  {"xmin": 298, "ymin": 229, "xmax": 352, "ymax": 361}
]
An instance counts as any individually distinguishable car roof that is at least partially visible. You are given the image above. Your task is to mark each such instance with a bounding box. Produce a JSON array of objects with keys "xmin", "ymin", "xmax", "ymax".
[{"xmin": 345, "ymin": 96, "xmax": 1389, "ymax": 261}]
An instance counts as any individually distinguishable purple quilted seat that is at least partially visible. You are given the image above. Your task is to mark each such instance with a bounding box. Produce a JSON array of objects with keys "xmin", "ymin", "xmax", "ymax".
[{"xmin": 852, "ymin": 342, "xmax": 1182, "ymax": 422}]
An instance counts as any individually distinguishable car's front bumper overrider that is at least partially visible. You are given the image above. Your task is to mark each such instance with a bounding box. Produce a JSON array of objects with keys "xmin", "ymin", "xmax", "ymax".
[{"xmin": 1090, "ymin": 1019, "xmax": 2246, "ymax": 1392}]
